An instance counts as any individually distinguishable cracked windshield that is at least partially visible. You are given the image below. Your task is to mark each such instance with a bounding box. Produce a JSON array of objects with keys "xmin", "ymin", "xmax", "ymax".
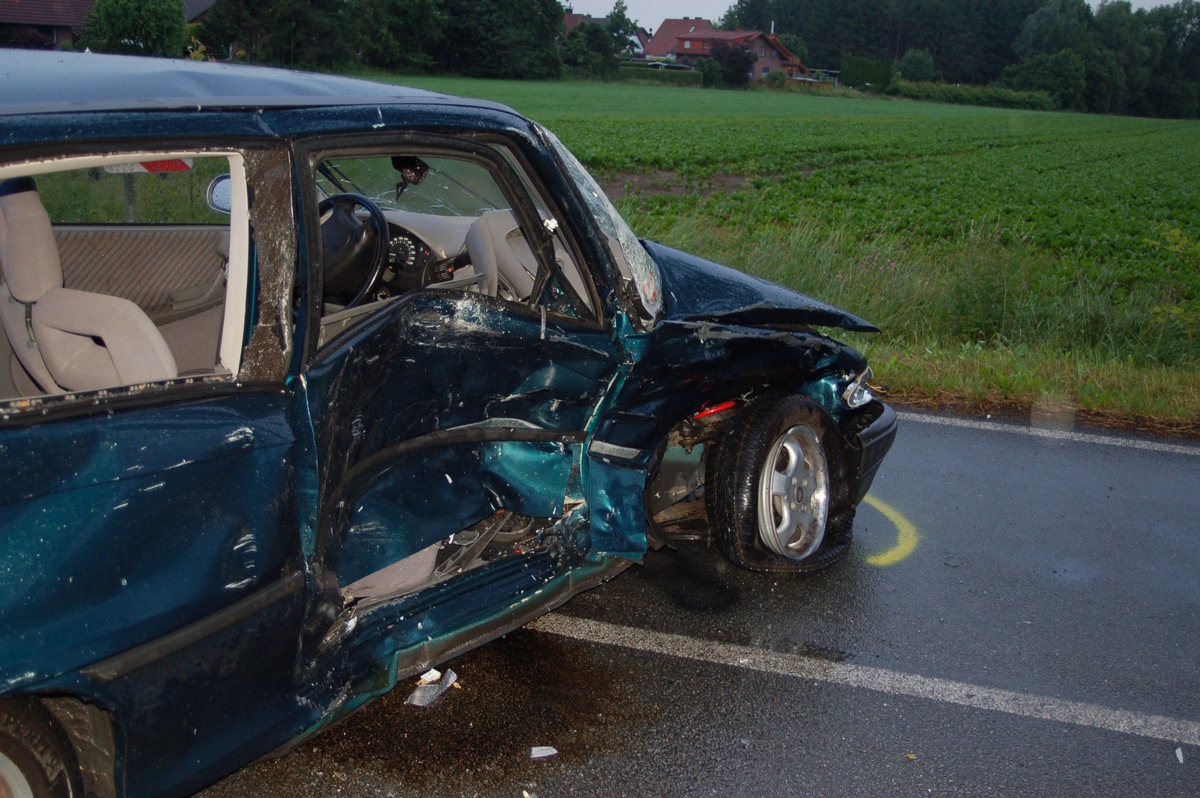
[{"xmin": 316, "ymin": 155, "xmax": 509, "ymax": 217}]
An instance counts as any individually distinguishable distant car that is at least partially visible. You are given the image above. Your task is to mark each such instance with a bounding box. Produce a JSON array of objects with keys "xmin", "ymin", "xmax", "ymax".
[
  {"xmin": 0, "ymin": 51, "xmax": 895, "ymax": 798},
  {"xmin": 646, "ymin": 60, "xmax": 693, "ymax": 70}
]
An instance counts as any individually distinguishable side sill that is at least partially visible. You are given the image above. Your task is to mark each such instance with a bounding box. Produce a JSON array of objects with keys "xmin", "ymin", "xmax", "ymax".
[
  {"xmin": 276, "ymin": 554, "xmax": 631, "ymax": 755},
  {"xmin": 80, "ymin": 571, "xmax": 305, "ymax": 683}
]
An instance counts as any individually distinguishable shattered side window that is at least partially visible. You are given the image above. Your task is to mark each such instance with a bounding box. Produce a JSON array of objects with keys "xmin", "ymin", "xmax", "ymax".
[
  {"xmin": 314, "ymin": 148, "xmax": 596, "ymax": 341},
  {"xmin": 540, "ymin": 126, "xmax": 662, "ymax": 323}
]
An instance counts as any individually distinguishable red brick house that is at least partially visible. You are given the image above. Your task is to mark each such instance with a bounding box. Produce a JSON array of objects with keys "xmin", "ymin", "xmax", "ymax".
[
  {"xmin": 0, "ymin": 0, "xmax": 214, "ymax": 49},
  {"xmin": 0, "ymin": 0, "xmax": 94, "ymax": 48},
  {"xmin": 673, "ymin": 28, "xmax": 808, "ymax": 79},
  {"xmin": 563, "ymin": 11, "xmax": 592, "ymax": 33},
  {"xmin": 644, "ymin": 17, "xmax": 711, "ymax": 59}
]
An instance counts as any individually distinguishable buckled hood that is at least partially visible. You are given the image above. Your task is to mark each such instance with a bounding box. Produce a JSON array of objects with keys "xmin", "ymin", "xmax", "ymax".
[{"xmin": 646, "ymin": 241, "xmax": 879, "ymax": 333}]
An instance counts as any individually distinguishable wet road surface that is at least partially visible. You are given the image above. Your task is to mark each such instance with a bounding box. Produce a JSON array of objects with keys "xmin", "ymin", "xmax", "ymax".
[{"xmin": 201, "ymin": 410, "xmax": 1200, "ymax": 797}]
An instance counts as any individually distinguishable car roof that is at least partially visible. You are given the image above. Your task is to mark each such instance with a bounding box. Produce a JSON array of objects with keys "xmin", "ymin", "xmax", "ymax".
[{"xmin": 0, "ymin": 50, "xmax": 516, "ymax": 117}]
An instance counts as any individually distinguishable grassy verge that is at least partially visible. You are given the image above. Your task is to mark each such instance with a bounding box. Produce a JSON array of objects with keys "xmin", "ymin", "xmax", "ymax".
[
  {"xmin": 865, "ymin": 342, "xmax": 1200, "ymax": 435},
  {"xmin": 628, "ymin": 211, "xmax": 1199, "ymax": 436},
  {"xmin": 363, "ymin": 73, "xmax": 1200, "ymax": 436}
]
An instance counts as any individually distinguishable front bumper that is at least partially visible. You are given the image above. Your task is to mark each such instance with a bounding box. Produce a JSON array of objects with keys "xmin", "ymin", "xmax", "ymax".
[{"xmin": 852, "ymin": 401, "xmax": 897, "ymax": 504}]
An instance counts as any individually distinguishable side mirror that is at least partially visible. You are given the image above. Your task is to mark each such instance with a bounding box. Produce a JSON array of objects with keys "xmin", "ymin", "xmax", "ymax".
[{"xmin": 207, "ymin": 174, "xmax": 233, "ymax": 214}]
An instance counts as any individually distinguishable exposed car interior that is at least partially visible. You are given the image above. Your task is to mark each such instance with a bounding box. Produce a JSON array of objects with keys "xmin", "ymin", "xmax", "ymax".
[
  {"xmin": 306, "ymin": 153, "xmax": 613, "ymax": 601},
  {"xmin": 314, "ymin": 152, "xmax": 597, "ymax": 348},
  {"xmin": 0, "ymin": 154, "xmax": 247, "ymax": 403}
]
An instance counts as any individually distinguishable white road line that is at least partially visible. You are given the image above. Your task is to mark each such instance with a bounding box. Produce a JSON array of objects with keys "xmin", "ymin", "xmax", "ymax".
[
  {"xmin": 531, "ymin": 614, "xmax": 1200, "ymax": 747},
  {"xmin": 897, "ymin": 410, "xmax": 1200, "ymax": 457}
]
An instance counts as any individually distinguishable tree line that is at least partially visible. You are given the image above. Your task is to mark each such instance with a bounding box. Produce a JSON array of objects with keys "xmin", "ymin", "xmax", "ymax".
[
  {"xmin": 63, "ymin": 0, "xmax": 568, "ymax": 79},
  {"xmin": 199, "ymin": 0, "xmax": 565, "ymax": 78},
  {"xmin": 723, "ymin": 0, "xmax": 1200, "ymax": 117},
  {"xmin": 27, "ymin": 0, "xmax": 1200, "ymax": 118}
]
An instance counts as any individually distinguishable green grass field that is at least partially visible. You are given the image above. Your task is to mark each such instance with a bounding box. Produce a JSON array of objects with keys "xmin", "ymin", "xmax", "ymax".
[{"xmin": 372, "ymin": 74, "xmax": 1200, "ymax": 434}]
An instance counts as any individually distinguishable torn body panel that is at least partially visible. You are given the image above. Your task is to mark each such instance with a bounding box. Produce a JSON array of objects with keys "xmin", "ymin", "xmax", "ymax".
[
  {"xmin": 585, "ymin": 301, "xmax": 885, "ymax": 558},
  {"xmin": 289, "ymin": 541, "xmax": 628, "ymax": 750},
  {"xmin": 303, "ymin": 290, "xmax": 619, "ymax": 599},
  {"xmin": 335, "ymin": 439, "xmax": 577, "ymax": 586}
]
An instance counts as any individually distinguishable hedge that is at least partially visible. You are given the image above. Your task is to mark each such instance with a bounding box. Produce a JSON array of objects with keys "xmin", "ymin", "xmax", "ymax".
[
  {"xmin": 617, "ymin": 63, "xmax": 704, "ymax": 87},
  {"xmin": 886, "ymin": 79, "xmax": 1056, "ymax": 111}
]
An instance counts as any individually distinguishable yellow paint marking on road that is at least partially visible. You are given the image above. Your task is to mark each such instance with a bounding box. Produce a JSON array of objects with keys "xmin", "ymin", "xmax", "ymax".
[{"xmin": 863, "ymin": 495, "xmax": 918, "ymax": 566}]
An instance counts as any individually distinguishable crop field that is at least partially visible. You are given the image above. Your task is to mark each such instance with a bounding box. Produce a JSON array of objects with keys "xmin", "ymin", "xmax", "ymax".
[{"xmin": 377, "ymin": 75, "xmax": 1200, "ymax": 433}]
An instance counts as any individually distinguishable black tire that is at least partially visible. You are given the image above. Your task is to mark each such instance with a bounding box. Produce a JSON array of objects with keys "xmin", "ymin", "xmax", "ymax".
[
  {"xmin": 0, "ymin": 700, "xmax": 82, "ymax": 798},
  {"xmin": 706, "ymin": 394, "xmax": 854, "ymax": 574}
]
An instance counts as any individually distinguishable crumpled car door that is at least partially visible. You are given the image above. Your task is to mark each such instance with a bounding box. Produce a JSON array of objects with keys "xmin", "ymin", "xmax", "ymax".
[{"xmin": 304, "ymin": 290, "xmax": 620, "ymax": 601}]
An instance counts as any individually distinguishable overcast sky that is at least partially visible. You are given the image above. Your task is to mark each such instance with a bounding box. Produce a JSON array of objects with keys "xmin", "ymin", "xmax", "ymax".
[
  {"xmin": 565, "ymin": 0, "xmax": 1173, "ymax": 33},
  {"xmin": 566, "ymin": 0, "xmax": 731, "ymax": 30}
]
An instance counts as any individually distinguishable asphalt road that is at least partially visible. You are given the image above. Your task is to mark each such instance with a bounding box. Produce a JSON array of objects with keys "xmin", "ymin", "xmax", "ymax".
[{"xmin": 201, "ymin": 410, "xmax": 1200, "ymax": 797}]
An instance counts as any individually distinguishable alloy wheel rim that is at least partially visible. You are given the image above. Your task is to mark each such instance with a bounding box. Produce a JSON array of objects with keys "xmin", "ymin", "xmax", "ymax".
[
  {"xmin": 757, "ymin": 424, "xmax": 829, "ymax": 560},
  {"xmin": 0, "ymin": 751, "xmax": 34, "ymax": 798}
]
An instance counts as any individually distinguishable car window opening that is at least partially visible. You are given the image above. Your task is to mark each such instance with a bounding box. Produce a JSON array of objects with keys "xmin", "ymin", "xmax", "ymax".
[
  {"xmin": 314, "ymin": 151, "xmax": 595, "ymax": 349},
  {"xmin": 0, "ymin": 152, "xmax": 249, "ymax": 405}
]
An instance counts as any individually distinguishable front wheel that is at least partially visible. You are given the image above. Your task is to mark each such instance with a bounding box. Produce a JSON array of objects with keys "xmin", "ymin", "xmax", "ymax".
[
  {"xmin": 706, "ymin": 395, "xmax": 854, "ymax": 574},
  {"xmin": 0, "ymin": 700, "xmax": 83, "ymax": 798}
]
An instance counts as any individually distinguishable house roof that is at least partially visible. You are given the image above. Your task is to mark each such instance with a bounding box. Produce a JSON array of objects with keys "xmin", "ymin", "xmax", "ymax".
[
  {"xmin": 563, "ymin": 12, "xmax": 593, "ymax": 32},
  {"xmin": 185, "ymin": 0, "xmax": 216, "ymax": 20},
  {"xmin": 672, "ymin": 29, "xmax": 805, "ymax": 68},
  {"xmin": 682, "ymin": 29, "xmax": 758, "ymax": 42},
  {"xmin": 0, "ymin": 0, "xmax": 212, "ymax": 27},
  {"xmin": 0, "ymin": 0, "xmax": 94, "ymax": 28},
  {"xmin": 565, "ymin": 12, "xmax": 613, "ymax": 31},
  {"xmin": 643, "ymin": 17, "xmax": 710, "ymax": 57},
  {"xmin": 671, "ymin": 29, "xmax": 755, "ymax": 53}
]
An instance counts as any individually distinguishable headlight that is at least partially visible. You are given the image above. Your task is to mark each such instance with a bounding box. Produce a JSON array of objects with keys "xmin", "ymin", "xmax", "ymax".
[{"xmin": 842, "ymin": 367, "xmax": 874, "ymax": 409}]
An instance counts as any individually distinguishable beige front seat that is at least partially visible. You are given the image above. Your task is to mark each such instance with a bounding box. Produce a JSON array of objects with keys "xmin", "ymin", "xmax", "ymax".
[
  {"xmin": 0, "ymin": 183, "xmax": 60, "ymax": 394},
  {"xmin": 0, "ymin": 177, "xmax": 177, "ymax": 393}
]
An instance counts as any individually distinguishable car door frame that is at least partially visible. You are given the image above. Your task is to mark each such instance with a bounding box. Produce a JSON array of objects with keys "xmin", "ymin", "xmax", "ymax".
[
  {"xmin": 291, "ymin": 130, "xmax": 627, "ymax": 617},
  {"xmin": 0, "ymin": 138, "xmax": 316, "ymax": 796}
]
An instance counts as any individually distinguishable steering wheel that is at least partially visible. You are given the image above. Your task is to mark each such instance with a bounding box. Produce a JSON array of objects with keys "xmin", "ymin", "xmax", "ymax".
[{"xmin": 319, "ymin": 193, "xmax": 389, "ymax": 309}]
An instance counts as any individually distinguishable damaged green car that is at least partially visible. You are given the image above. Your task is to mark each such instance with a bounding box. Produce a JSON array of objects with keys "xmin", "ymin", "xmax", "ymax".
[{"xmin": 0, "ymin": 51, "xmax": 895, "ymax": 798}]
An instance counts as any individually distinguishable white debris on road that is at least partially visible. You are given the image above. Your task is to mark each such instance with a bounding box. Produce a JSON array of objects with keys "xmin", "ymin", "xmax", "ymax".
[{"xmin": 405, "ymin": 668, "xmax": 457, "ymax": 707}]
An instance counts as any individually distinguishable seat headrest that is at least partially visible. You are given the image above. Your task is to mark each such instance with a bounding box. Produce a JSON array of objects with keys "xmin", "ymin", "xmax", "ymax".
[{"xmin": 0, "ymin": 177, "xmax": 64, "ymax": 303}]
